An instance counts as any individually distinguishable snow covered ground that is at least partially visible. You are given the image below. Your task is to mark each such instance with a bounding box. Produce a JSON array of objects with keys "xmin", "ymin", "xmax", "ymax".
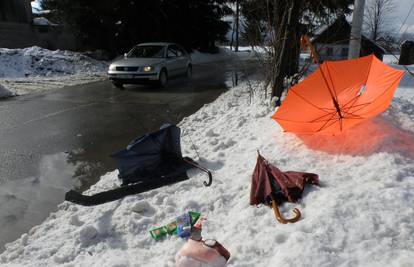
[
  {"xmin": 1, "ymin": 61, "xmax": 413, "ymax": 266},
  {"xmin": 0, "ymin": 46, "xmax": 108, "ymax": 97}
]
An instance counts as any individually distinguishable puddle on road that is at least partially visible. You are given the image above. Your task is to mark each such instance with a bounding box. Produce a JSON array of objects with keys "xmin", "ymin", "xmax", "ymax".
[
  {"xmin": 224, "ymin": 71, "xmax": 241, "ymax": 88},
  {"xmin": 223, "ymin": 65, "xmax": 262, "ymax": 89},
  {"xmin": 0, "ymin": 151, "xmax": 99, "ymax": 251}
]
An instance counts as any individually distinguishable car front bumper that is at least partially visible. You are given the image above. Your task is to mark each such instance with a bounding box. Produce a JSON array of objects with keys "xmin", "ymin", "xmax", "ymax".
[{"xmin": 107, "ymin": 72, "xmax": 159, "ymax": 83}]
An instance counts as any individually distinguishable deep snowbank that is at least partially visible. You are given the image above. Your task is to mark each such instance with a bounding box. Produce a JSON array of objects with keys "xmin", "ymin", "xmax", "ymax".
[
  {"xmin": 0, "ymin": 84, "xmax": 13, "ymax": 98},
  {"xmin": 0, "ymin": 46, "xmax": 108, "ymax": 96},
  {"xmin": 0, "ymin": 46, "xmax": 107, "ymax": 78},
  {"xmin": 1, "ymin": 69, "xmax": 413, "ymax": 266}
]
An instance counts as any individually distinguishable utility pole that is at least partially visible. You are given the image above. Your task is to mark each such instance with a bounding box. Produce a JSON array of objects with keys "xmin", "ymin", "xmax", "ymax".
[
  {"xmin": 348, "ymin": 0, "xmax": 366, "ymax": 59},
  {"xmin": 235, "ymin": 0, "xmax": 239, "ymax": 52}
]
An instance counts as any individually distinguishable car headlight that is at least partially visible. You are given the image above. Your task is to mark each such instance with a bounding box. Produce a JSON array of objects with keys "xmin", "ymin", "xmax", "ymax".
[
  {"xmin": 143, "ymin": 66, "xmax": 153, "ymax": 72},
  {"xmin": 109, "ymin": 64, "xmax": 116, "ymax": 71}
]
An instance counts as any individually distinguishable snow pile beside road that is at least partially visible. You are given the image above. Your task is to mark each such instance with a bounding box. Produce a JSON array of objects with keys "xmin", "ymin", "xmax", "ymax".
[
  {"xmin": 1, "ymin": 76, "xmax": 414, "ymax": 266},
  {"xmin": 0, "ymin": 46, "xmax": 108, "ymax": 97},
  {"xmin": 0, "ymin": 46, "xmax": 107, "ymax": 78},
  {"xmin": 191, "ymin": 47, "xmax": 256, "ymax": 64},
  {"xmin": 0, "ymin": 84, "xmax": 13, "ymax": 98},
  {"xmin": 0, "ymin": 75, "xmax": 107, "ymax": 96}
]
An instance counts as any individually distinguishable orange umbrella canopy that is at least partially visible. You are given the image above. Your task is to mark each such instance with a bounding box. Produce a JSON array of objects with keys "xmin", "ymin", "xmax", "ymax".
[{"xmin": 272, "ymin": 55, "xmax": 405, "ymax": 134}]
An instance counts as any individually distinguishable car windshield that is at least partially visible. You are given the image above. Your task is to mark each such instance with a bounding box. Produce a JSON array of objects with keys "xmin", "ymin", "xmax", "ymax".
[{"xmin": 127, "ymin": 45, "xmax": 165, "ymax": 58}]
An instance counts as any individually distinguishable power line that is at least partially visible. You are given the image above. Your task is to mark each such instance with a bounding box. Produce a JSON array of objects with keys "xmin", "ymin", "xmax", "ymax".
[{"xmin": 397, "ymin": 1, "xmax": 414, "ymax": 35}]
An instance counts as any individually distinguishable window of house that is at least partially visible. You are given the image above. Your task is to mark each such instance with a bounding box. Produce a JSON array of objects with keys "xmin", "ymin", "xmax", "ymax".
[
  {"xmin": 326, "ymin": 47, "xmax": 333, "ymax": 56},
  {"xmin": 341, "ymin": 47, "xmax": 348, "ymax": 57}
]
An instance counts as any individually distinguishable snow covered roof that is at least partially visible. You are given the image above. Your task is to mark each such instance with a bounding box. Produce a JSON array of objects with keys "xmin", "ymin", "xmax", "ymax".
[
  {"xmin": 33, "ymin": 17, "xmax": 58, "ymax": 26},
  {"xmin": 312, "ymin": 16, "xmax": 386, "ymax": 54}
]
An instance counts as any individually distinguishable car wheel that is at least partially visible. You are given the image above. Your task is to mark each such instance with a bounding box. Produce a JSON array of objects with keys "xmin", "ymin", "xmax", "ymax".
[
  {"xmin": 113, "ymin": 82, "xmax": 124, "ymax": 90},
  {"xmin": 186, "ymin": 65, "xmax": 192, "ymax": 79},
  {"xmin": 158, "ymin": 69, "xmax": 168, "ymax": 87}
]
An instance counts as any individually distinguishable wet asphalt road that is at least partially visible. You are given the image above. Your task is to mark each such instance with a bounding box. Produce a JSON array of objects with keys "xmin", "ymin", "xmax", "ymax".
[{"xmin": 0, "ymin": 59, "xmax": 258, "ymax": 250}]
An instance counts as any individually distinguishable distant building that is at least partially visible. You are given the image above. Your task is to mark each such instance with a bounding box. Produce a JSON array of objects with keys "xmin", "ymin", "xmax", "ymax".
[
  {"xmin": 0, "ymin": 0, "xmax": 78, "ymax": 50},
  {"xmin": 0, "ymin": 0, "xmax": 37, "ymax": 48},
  {"xmin": 399, "ymin": 40, "xmax": 414, "ymax": 65},
  {"xmin": 0, "ymin": 0, "xmax": 32, "ymax": 23},
  {"xmin": 312, "ymin": 16, "xmax": 385, "ymax": 62}
]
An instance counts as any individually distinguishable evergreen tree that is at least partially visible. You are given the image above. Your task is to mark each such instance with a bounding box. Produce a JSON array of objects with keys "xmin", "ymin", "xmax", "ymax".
[
  {"xmin": 240, "ymin": 0, "xmax": 267, "ymax": 47},
  {"xmin": 42, "ymin": 0, "xmax": 232, "ymax": 55}
]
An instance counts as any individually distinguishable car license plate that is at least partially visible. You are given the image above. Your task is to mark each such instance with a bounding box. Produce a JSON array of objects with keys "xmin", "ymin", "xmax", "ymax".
[{"xmin": 118, "ymin": 74, "xmax": 133, "ymax": 78}]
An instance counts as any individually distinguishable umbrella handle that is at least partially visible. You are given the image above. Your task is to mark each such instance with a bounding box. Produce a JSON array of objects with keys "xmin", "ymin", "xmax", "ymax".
[
  {"xmin": 182, "ymin": 158, "xmax": 213, "ymax": 187},
  {"xmin": 271, "ymin": 201, "xmax": 301, "ymax": 224}
]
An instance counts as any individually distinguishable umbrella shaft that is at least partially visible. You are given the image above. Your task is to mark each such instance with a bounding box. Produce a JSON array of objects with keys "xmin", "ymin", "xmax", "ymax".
[{"xmin": 332, "ymin": 97, "xmax": 343, "ymax": 119}]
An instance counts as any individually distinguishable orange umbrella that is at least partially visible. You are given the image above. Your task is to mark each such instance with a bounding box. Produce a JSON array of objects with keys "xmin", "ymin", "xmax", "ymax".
[{"xmin": 272, "ymin": 55, "xmax": 405, "ymax": 134}]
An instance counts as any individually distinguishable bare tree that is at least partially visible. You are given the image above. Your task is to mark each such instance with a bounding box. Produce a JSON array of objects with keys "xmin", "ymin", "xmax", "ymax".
[
  {"xmin": 364, "ymin": 0, "xmax": 395, "ymax": 41},
  {"xmin": 238, "ymin": 1, "xmax": 352, "ymax": 102}
]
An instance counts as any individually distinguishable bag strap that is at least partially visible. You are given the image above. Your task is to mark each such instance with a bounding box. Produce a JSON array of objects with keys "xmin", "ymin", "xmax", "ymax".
[{"xmin": 65, "ymin": 174, "xmax": 188, "ymax": 206}]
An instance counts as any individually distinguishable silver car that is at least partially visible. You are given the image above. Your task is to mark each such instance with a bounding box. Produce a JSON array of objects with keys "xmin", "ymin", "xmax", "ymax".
[{"xmin": 108, "ymin": 42, "xmax": 192, "ymax": 88}]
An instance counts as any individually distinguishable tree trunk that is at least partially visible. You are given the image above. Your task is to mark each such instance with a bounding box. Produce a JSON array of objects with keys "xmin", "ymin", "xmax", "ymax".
[
  {"xmin": 270, "ymin": 0, "xmax": 301, "ymax": 101},
  {"xmin": 235, "ymin": 0, "xmax": 239, "ymax": 52}
]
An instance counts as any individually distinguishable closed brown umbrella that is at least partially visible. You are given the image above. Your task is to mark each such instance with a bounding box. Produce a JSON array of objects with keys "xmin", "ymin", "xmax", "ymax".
[{"xmin": 250, "ymin": 151, "xmax": 319, "ymax": 224}]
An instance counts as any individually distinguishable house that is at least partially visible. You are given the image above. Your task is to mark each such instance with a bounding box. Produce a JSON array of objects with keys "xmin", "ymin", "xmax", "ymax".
[
  {"xmin": 0, "ymin": 0, "xmax": 37, "ymax": 48},
  {"xmin": 399, "ymin": 40, "xmax": 414, "ymax": 65},
  {"xmin": 311, "ymin": 16, "xmax": 385, "ymax": 62},
  {"xmin": 0, "ymin": 0, "xmax": 78, "ymax": 50},
  {"xmin": 0, "ymin": 0, "xmax": 32, "ymax": 24}
]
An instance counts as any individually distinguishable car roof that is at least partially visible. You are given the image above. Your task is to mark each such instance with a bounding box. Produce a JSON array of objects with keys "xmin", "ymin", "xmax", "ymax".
[{"xmin": 137, "ymin": 42, "xmax": 175, "ymax": 47}]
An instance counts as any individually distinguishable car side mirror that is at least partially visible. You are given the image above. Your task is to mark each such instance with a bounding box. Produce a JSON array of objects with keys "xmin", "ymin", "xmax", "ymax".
[{"xmin": 124, "ymin": 53, "xmax": 128, "ymax": 58}]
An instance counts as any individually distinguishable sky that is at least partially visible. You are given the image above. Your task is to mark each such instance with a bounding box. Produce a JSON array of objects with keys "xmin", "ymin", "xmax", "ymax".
[
  {"xmin": 30, "ymin": 0, "xmax": 414, "ymax": 35},
  {"xmin": 31, "ymin": 0, "xmax": 41, "ymax": 12},
  {"xmin": 393, "ymin": 0, "xmax": 414, "ymax": 34}
]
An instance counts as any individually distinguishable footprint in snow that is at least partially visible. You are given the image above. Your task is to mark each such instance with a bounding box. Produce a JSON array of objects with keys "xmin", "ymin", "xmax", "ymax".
[
  {"xmin": 237, "ymin": 117, "xmax": 247, "ymax": 127},
  {"xmin": 198, "ymin": 158, "xmax": 224, "ymax": 171},
  {"xmin": 131, "ymin": 201, "xmax": 155, "ymax": 217},
  {"xmin": 78, "ymin": 225, "xmax": 99, "ymax": 247},
  {"xmin": 254, "ymin": 109, "xmax": 269, "ymax": 118},
  {"xmin": 205, "ymin": 129, "xmax": 219, "ymax": 137},
  {"xmin": 209, "ymin": 138, "xmax": 219, "ymax": 146},
  {"xmin": 274, "ymin": 233, "xmax": 287, "ymax": 243},
  {"xmin": 153, "ymin": 194, "xmax": 167, "ymax": 205},
  {"xmin": 69, "ymin": 214, "xmax": 84, "ymax": 226},
  {"xmin": 212, "ymin": 139, "xmax": 237, "ymax": 152}
]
